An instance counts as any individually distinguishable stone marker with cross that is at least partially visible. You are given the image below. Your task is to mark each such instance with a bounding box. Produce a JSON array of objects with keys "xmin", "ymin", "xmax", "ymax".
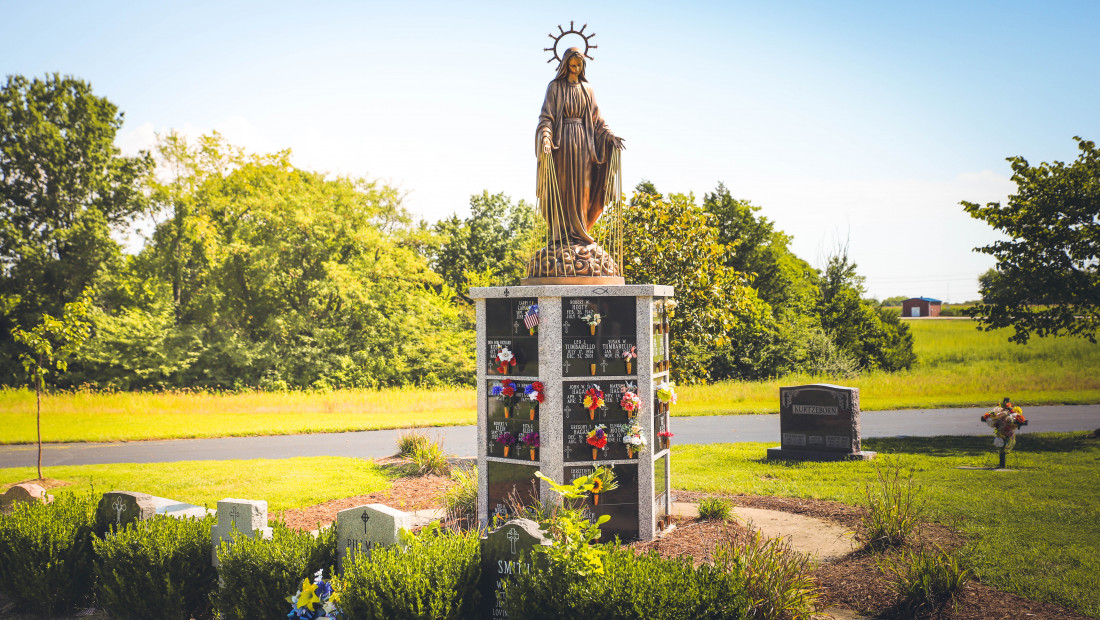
[
  {"xmin": 95, "ymin": 491, "xmax": 158, "ymax": 534},
  {"xmin": 335, "ymin": 503, "xmax": 412, "ymax": 573},
  {"xmin": 0, "ymin": 483, "xmax": 53, "ymax": 515},
  {"xmin": 478, "ymin": 519, "xmax": 551, "ymax": 619},
  {"xmin": 210, "ymin": 498, "xmax": 272, "ymax": 566}
]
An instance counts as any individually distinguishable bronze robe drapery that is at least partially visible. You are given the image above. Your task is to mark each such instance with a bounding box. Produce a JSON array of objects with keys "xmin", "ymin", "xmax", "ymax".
[{"xmin": 536, "ymin": 79, "xmax": 617, "ymax": 244}]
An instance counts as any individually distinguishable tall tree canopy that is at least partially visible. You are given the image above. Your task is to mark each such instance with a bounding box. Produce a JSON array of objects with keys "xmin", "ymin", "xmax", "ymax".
[
  {"xmin": 0, "ymin": 74, "xmax": 151, "ymax": 382},
  {"xmin": 963, "ymin": 136, "xmax": 1100, "ymax": 343}
]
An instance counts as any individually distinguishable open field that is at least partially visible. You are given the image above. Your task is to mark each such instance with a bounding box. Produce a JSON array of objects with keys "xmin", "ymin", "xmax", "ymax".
[
  {"xmin": 0, "ymin": 319, "xmax": 1097, "ymax": 443},
  {"xmin": 0, "ymin": 456, "xmax": 392, "ymax": 512},
  {"xmin": 675, "ymin": 432, "xmax": 1100, "ymax": 618}
]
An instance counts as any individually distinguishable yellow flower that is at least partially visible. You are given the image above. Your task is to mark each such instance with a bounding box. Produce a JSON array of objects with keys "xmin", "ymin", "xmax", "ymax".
[
  {"xmin": 592, "ymin": 478, "xmax": 604, "ymax": 494},
  {"xmin": 297, "ymin": 579, "xmax": 321, "ymax": 611},
  {"xmin": 583, "ymin": 396, "xmax": 594, "ymax": 408}
]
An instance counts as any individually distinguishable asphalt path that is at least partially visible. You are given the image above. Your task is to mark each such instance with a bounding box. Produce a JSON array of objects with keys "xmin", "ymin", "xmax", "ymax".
[{"xmin": 1, "ymin": 405, "xmax": 1097, "ymax": 469}]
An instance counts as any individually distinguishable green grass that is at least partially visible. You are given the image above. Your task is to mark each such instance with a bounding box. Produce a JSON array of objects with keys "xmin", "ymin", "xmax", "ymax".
[
  {"xmin": 0, "ymin": 386, "xmax": 475, "ymax": 444},
  {"xmin": 0, "ymin": 456, "xmax": 392, "ymax": 512},
  {"xmin": 0, "ymin": 319, "xmax": 1096, "ymax": 443},
  {"xmin": 675, "ymin": 432, "xmax": 1100, "ymax": 618},
  {"xmin": 675, "ymin": 319, "xmax": 1100, "ymax": 415}
]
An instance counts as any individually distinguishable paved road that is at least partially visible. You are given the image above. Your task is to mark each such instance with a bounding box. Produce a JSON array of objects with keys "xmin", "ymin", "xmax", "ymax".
[{"xmin": 1, "ymin": 405, "xmax": 1097, "ymax": 469}]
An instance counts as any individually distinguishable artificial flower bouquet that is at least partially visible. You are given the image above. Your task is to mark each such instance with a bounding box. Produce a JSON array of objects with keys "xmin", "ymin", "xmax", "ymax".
[
  {"xmin": 286, "ymin": 569, "xmax": 341, "ymax": 620},
  {"xmin": 524, "ymin": 381, "xmax": 546, "ymax": 420},
  {"xmin": 519, "ymin": 431, "xmax": 540, "ymax": 460},
  {"xmin": 495, "ymin": 346, "xmax": 517, "ymax": 374},
  {"xmin": 582, "ymin": 311, "xmax": 602, "ymax": 335},
  {"xmin": 658, "ymin": 430, "xmax": 674, "ymax": 450},
  {"xmin": 587, "ymin": 425, "xmax": 608, "ymax": 460},
  {"xmin": 620, "ymin": 390, "xmax": 642, "ymax": 417},
  {"xmin": 496, "ymin": 431, "xmax": 516, "ymax": 457},
  {"xmin": 981, "ymin": 397, "xmax": 1028, "ymax": 453},
  {"xmin": 620, "ymin": 423, "xmax": 646, "ymax": 458},
  {"xmin": 583, "ymin": 386, "xmax": 605, "ymax": 420},
  {"xmin": 655, "ymin": 380, "xmax": 677, "ymax": 412},
  {"xmin": 589, "ymin": 465, "xmax": 619, "ymax": 506},
  {"xmin": 491, "ymin": 379, "xmax": 520, "ymax": 417},
  {"xmin": 621, "ymin": 346, "xmax": 637, "ymax": 373}
]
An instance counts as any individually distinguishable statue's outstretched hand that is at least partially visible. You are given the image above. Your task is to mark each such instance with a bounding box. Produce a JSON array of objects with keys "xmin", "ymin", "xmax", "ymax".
[
  {"xmin": 611, "ymin": 136, "xmax": 626, "ymax": 150},
  {"xmin": 541, "ymin": 135, "xmax": 552, "ymax": 154}
]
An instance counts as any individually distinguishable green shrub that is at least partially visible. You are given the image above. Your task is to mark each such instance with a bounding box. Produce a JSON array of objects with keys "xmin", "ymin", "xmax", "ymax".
[
  {"xmin": 0, "ymin": 493, "xmax": 97, "ymax": 617},
  {"xmin": 396, "ymin": 429, "xmax": 431, "ymax": 457},
  {"xmin": 212, "ymin": 522, "xmax": 336, "ymax": 620},
  {"xmin": 861, "ymin": 459, "xmax": 924, "ymax": 548},
  {"xmin": 716, "ymin": 530, "xmax": 820, "ymax": 619},
  {"xmin": 878, "ymin": 544, "xmax": 972, "ymax": 614},
  {"xmin": 340, "ymin": 523, "xmax": 480, "ymax": 619},
  {"xmin": 93, "ymin": 513, "xmax": 218, "ymax": 620},
  {"xmin": 411, "ymin": 439, "xmax": 450, "ymax": 476},
  {"xmin": 697, "ymin": 496, "xmax": 732, "ymax": 521},
  {"xmin": 502, "ymin": 545, "xmax": 754, "ymax": 619},
  {"xmin": 441, "ymin": 464, "xmax": 478, "ymax": 525}
]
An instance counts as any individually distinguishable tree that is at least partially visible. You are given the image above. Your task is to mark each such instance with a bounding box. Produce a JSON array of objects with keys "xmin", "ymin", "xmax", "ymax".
[
  {"xmin": 609, "ymin": 191, "xmax": 769, "ymax": 383},
  {"xmin": 962, "ymin": 137, "xmax": 1100, "ymax": 343},
  {"xmin": 0, "ymin": 74, "xmax": 151, "ymax": 382},
  {"xmin": 10, "ymin": 296, "xmax": 92, "ymax": 479},
  {"xmin": 429, "ymin": 192, "xmax": 539, "ymax": 299}
]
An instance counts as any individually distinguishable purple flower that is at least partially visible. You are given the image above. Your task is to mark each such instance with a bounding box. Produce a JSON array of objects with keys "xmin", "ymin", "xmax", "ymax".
[
  {"xmin": 520, "ymin": 432, "xmax": 540, "ymax": 448},
  {"xmin": 496, "ymin": 432, "xmax": 516, "ymax": 446}
]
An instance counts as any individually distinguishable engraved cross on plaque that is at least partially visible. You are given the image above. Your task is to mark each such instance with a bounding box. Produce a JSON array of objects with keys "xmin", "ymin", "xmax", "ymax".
[
  {"xmin": 513, "ymin": 320, "xmax": 520, "ymax": 333},
  {"xmin": 360, "ymin": 511, "xmax": 370, "ymax": 534},
  {"xmin": 229, "ymin": 505, "xmax": 240, "ymax": 528},
  {"xmin": 506, "ymin": 527, "xmax": 520, "ymax": 555},
  {"xmin": 600, "ymin": 359, "xmax": 609, "ymax": 373},
  {"xmin": 563, "ymin": 360, "xmax": 571, "ymax": 373},
  {"xmin": 112, "ymin": 496, "xmax": 125, "ymax": 524}
]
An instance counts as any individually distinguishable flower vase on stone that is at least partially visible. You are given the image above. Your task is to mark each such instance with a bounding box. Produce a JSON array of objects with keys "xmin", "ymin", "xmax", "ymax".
[
  {"xmin": 529, "ymin": 448, "xmax": 537, "ymax": 461},
  {"xmin": 504, "ymin": 407, "xmax": 510, "ymax": 419},
  {"xmin": 627, "ymin": 446, "xmax": 634, "ymax": 458},
  {"xmin": 590, "ymin": 363, "xmax": 597, "ymax": 375},
  {"xmin": 529, "ymin": 408, "xmax": 536, "ymax": 421},
  {"xmin": 592, "ymin": 448, "xmax": 598, "ymax": 460},
  {"xmin": 503, "ymin": 446, "xmax": 510, "ymax": 457}
]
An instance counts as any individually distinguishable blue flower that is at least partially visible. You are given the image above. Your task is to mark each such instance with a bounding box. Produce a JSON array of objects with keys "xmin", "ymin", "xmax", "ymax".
[{"xmin": 491, "ymin": 386, "xmax": 503, "ymax": 396}]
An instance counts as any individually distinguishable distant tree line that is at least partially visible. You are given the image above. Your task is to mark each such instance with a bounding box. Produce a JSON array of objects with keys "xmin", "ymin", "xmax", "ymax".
[{"xmin": 2, "ymin": 74, "xmax": 919, "ymax": 390}]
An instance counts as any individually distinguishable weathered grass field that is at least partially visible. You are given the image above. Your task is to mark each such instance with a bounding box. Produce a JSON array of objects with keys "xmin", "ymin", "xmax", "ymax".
[{"xmin": 1, "ymin": 319, "xmax": 1097, "ymax": 443}]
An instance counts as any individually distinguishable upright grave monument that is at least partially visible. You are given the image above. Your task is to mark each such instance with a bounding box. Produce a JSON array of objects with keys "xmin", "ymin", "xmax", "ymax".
[
  {"xmin": 478, "ymin": 518, "xmax": 551, "ymax": 619},
  {"xmin": 766, "ymin": 383, "xmax": 875, "ymax": 461},
  {"xmin": 473, "ymin": 25, "xmax": 673, "ymax": 542},
  {"xmin": 335, "ymin": 503, "xmax": 412, "ymax": 572}
]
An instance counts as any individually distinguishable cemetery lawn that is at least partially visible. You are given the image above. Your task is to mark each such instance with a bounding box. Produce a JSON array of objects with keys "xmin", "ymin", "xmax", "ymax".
[
  {"xmin": 1, "ymin": 319, "xmax": 1097, "ymax": 443},
  {"xmin": 675, "ymin": 318, "xmax": 1100, "ymax": 415},
  {"xmin": 675, "ymin": 432, "xmax": 1100, "ymax": 618},
  {"xmin": 0, "ymin": 456, "xmax": 392, "ymax": 511}
]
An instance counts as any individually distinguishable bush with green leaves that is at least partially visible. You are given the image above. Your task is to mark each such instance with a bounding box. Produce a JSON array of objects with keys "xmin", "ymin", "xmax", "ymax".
[
  {"xmin": 339, "ymin": 523, "xmax": 481, "ymax": 619},
  {"xmin": 396, "ymin": 429, "xmax": 431, "ymax": 457},
  {"xmin": 878, "ymin": 544, "xmax": 972, "ymax": 614},
  {"xmin": 720, "ymin": 530, "xmax": 820, "ymax": 619},
  {"xmin": 502, "ymin": 545, "xmax": 753, "ymax": 620},
  {"xmin": 212, "ymin": 522, "xmax": 336, "ymax": 620},
  {"xmin": 411, "ymin": 439, "xmax": 450, "ymax": 476},
  {"xmin": 93, "ymin": 513, "xmax": 218, "ymax": 620},
  {"xmin": 0, "ymin": 493, "xmax": 97, "ymax": 616},
  {"xmin": 861, "ymin": 460, "xmax": 924, "ymax": 549},
  {"xmin": 441, "ymin": 464, "xmax": 478, "ymax": 525},
  {"xmin": 697, "ymin": 497, "xmax": 733, "ymax": 521}
]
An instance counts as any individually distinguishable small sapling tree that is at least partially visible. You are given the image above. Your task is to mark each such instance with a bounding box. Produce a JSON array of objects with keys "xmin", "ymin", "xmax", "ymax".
[{"xmin": 10, "ymin": 296, "xmax": 92, "ymax": 479}]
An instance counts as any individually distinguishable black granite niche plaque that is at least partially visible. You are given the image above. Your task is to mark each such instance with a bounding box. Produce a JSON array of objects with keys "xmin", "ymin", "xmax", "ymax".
[
  {"xmin": 562, "ymin": 380, "xmax": 639, "ymax": 423},
  {"xmin": 488, "ymin": 380, "xmax": 541, "ymax": 421},
  {"xmin": 488, "ymin": 419, "xmax": 539, "ymax": 460},
  {"xmin": 561, "ymin": 297, "xmax": 636, "ymax": 377},
  {"xmin": 486, "ymin": 298, "xmax": 538, "ymax": 376},
  {"xmin": 486, "ymin": 461, "xmax": 540, "ymax": 523},
  {"xmin": 565, "ymin": 464, "xmax": 640, "ymax": 542},
  {"xmin": 766, "ymin": 384, "xmax": 875, "ymax": 462}
]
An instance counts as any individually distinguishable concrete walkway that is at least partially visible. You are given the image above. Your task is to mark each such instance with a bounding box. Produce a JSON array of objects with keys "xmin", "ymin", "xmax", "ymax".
[{"xmin": 1, "ymin": 405, "xmax": 1097, "ymax": 468}]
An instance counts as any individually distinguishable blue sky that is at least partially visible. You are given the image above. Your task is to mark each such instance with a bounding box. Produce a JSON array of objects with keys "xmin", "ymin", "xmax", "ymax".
[{"xmin": 4, "ymin": 0, "xmax": 1098, "ymax": 302}]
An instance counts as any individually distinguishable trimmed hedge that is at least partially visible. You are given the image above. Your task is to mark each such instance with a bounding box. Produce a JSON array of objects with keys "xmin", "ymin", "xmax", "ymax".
[
  {"xmin": 93, "ymin": 513, "xmax": 218, "ymax": 620},
  {"xmin": 0, "ymin": 493, "xmax": 97, "ymax": 616}
]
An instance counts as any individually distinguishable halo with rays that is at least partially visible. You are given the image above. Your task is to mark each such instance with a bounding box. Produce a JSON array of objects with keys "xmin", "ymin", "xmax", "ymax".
[{"xmin": 544, "ymin": 21, "xmax": 597, "ymax": 63}]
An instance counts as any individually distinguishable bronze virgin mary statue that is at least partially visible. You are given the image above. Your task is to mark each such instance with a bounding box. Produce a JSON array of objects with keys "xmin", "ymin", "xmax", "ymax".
[{"xmin": 525, "ymin": 44, "xmax": 626, "ymax": 283}]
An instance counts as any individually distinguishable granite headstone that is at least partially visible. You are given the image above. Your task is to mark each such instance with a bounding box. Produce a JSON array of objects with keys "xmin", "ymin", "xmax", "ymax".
[
  {"xmin": 0, "ymin": 483, "xmax": 52, "ymax": 515},
  {"xmin": 210, "ymin": 498, "xmax": 273, "ymax": 566},
  {"xmin": 479, "ymin": 519, "xmax": 551, "ymax": 619},
  {"xmin": 335, "ymin": 503, "xmax": 412, "ymax": 572},
  {"xmin": 767, "ymin": 384, "xmax": 875, "ymax": 461},
  {"xmin": 95, "ymin": 491, "xmax": 157, "ymax": 534}
]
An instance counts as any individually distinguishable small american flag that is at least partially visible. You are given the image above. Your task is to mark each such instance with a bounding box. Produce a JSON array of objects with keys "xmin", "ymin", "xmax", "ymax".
[{"xmin": 523, "ymin": 304, "xmax": 540, "ymax": 330}]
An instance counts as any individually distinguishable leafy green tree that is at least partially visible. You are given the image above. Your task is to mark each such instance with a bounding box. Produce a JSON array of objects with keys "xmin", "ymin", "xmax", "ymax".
[
  {"xmin": 10, "ymin": 296, "xmax": 92, "ymax": 478},
  {"xmin": 611, "ymin": 191, "xmax": 770, "ymax": 383},
  {"xmin": 0, "ymin": 74, "xmax": 151, "ymax": 382},
  {"xmin": 818, "ymin": 246, "xmax": 915, "ymax": 371},
  {"xmin": 962, "ymin": 137, "xmax": 1100, "ymax": 343},
  {"xmin": 880, "ymin": 295, "xmax": 910, "ymax": 307},
  {"xmin": 702, "ymin": 183, "xmax": 820, "ymax": 314},
  {"xmin": 429, "ymin": 191, "xmax": 539, "ymax": 300}
]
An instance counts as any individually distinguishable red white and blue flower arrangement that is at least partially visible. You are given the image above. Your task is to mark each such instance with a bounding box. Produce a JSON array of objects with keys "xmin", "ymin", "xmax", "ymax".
[
  {"xmin": 491, "ymin": 379, "xmax": 519, "ymax": 418},
  {"xmin": 524, "ymin": 381, "xmax": 546, "ymax": 420},
  {"xmin": 495, "ymin": 346, "xmax": 516, "ymax": 374}
]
